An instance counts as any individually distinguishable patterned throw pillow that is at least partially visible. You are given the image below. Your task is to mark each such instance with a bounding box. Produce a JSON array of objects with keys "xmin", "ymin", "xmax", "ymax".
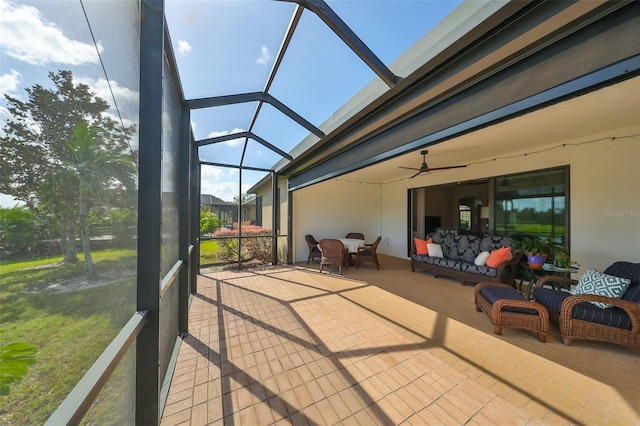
[{"xmin": 571, "ymin": 269, "xmax": 631, "ymax": 308}]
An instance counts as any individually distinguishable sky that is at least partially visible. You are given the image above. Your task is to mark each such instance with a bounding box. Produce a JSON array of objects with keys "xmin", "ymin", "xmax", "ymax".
[{"xmin": 0, "ymin": 0, "xmax": 462, "ymax": 207}]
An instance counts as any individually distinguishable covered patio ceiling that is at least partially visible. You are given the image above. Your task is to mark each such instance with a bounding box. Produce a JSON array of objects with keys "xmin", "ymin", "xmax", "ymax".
[{"xmin": 341, "ymin": 75, "xmax": 640, "ymax": 185}]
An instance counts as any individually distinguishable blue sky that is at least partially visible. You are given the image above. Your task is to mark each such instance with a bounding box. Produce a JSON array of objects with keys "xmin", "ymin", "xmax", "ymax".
[{"xmin": 0, "ymin": 0, "xmax": 462, "ymax": 206}]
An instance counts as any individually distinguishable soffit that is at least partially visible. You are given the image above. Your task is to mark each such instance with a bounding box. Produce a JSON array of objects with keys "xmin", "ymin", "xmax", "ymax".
[{"xmin": 340, "ymin": 76, "xmax": 640, "ymax": 185}]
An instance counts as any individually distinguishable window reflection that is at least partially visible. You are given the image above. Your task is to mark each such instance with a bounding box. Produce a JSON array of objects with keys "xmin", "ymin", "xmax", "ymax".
[{"xmin": 494, "ymin": 167, "xmax": 568, "ymax": 244}]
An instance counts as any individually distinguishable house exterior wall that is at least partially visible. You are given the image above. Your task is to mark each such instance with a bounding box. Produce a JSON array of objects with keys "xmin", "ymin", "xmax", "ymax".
[
  {"xmin": 291, "ymin": 125, "xmax": 640, "ymax": 272},
  {"xmin": 253, "ymin": 176, "xmax": 288, "ymax": 233},
  {"xmin": 292, "ymin": 180, "xmax": 380, "ymax": 262}
]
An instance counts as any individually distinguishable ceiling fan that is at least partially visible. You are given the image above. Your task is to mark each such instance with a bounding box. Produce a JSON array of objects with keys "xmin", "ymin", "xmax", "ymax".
[{"xmin": 400, "ymin": 149, "xmax": 467, "ymax": 178}]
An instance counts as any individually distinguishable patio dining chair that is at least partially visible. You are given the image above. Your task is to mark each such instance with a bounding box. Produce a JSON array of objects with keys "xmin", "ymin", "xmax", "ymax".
[
  {"xmin": 305, "ymin": 234, "xmax": 322, "ymax": 265},
  {"xmin": 356, "ymin": 236, "xmax": 382, "ymax": 270},
  {"xmin": 319, "ymin": 239, "xmax": 349, "ymax": 274},
  {"xmin": 345, "ymin": 232, "xmax": 365, "ymax": 240}
]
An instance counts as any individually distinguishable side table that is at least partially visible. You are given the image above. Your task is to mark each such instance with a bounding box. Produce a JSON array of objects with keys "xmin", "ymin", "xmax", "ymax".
[{"xmin": 522, "ymin": 265, "xmax": 578, "ymax": 299}]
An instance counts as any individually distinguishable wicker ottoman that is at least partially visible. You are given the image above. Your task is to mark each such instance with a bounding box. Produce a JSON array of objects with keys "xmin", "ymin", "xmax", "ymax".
[{"xmin": 475, "ymin": 282, "xmax": 549, "ymax": 342}]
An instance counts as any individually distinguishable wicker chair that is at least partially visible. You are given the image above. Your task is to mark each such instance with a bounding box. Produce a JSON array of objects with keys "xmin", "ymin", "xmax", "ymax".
[
  {"xmin": 356, "ymin": 236, "xmax": 382, "ymax": 270},
  {"xmin": 305, "ymin": 234, "xmax": 322, "ymax": 265},
  {"xmin": 533, "ymin": 261, "xmax": 640, "ymax": 349},
  {"xmin": 319, "ymin": 239, "xmax": 349, "ymax": 274},
  {"xmin": 345, "ymin": 232, "xmax": 365, "ymax": 240}
]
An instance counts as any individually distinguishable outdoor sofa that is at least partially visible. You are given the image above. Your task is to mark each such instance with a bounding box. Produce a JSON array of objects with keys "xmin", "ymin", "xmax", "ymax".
[
  {"xmin": 411, "ymin": 232, "xmax": 521, "ymax": 286},
  {"xmin": 533, "ymin": 261, "xmax": 640, "ymax": 349}
]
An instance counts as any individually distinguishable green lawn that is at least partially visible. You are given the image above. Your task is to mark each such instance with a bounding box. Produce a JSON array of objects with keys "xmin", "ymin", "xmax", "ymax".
[
  {"xmin": 199, "ymin": 239, "xmax": 219, "ymax": 265},
  {"xmin": 0, "ymin": 249, "xmax": 137, "ymax": 425}
]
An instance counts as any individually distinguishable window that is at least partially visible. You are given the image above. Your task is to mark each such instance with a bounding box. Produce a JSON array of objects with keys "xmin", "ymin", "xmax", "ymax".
[
  {"xmin": 494, "ymin": 167, "xmax": 568, "ymax": 244},
  {"xmin": 459, "ymin": 205, "xmax": 472, "ymax": 231}
]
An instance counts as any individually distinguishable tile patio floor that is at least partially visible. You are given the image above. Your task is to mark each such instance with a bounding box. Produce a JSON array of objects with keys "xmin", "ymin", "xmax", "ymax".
[{"xmin": 161, "ymin": 255, "xmax": 639, "ymax": 425}]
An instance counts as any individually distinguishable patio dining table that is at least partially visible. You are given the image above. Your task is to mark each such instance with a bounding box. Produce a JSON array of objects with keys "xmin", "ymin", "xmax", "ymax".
[
  {"xmin": 317, "ymin": 238, "xmax": 366, "ymax": 260},
  {"xmin": 335, "ymin": 238, "xmax": 366, "ymax": 254}
]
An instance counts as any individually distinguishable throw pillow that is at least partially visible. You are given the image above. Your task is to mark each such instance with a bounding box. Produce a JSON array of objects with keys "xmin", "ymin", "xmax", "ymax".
[
  {"xmin": 474, "ymin": 251, "xmax": 491, "ymax": 266},
  {"xmin": 427, "ymin": 243, "xmax": 443, "ymax": 258},
  {"xmin": 485, "ymin": 247, "xmax": 512, "ymax": 268},
  {"xmin": 571, "ymin": 269, "xmax": 631, "ymax": 308},
  {"xmin": 414, "ymin": 238, "xmax": 431, "ymax": 255}
]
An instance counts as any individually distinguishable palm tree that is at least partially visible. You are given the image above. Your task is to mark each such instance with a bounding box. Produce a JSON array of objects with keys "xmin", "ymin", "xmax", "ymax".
[{"xmin": 66, "ymin": 122, "xmax": 136, "ymax": 278}]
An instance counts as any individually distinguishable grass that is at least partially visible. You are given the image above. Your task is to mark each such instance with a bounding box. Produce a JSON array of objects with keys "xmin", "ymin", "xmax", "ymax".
[
  {"xmin": 0, "ymin": 249, "xmax": 136, "ymax": 425},
  {"xmin": 495, "ymin": 223, "xmax": 565, "ymax": 237},
  {"xmin": 199, "ymin": 239, "xmax": 219, "ymax": 265}
]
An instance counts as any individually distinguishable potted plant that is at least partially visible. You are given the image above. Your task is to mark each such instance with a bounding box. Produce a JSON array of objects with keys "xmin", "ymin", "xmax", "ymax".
[
  {"xmin": 551, "ymin": 244, "xmax": 579, "ymax": 269},
  {"xmin": 516, "ymin": 236, "xmax": 553, "ymax": 268}
]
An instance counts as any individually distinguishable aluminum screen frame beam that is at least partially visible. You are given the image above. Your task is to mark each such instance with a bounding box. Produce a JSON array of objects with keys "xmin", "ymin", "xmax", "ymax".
[
  {"xmin": 196, "ymin": 131, "xmax": 293, "ymax": 161},
  {"xmin": 278, "ymin": 0, "xmax": 399, "ymax": 88},
  {"xmin": 186, "ymin": 92, "xmax": 324, "ymax": 139}
]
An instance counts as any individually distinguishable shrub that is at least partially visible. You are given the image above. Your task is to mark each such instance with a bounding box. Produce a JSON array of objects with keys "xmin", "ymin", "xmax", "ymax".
[{"xmin": 214, "ymin": 225, "xmax": 272, "ymax": 263}]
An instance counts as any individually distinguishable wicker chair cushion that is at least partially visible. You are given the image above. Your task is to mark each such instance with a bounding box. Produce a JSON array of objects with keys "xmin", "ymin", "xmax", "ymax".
[
  {"xmin": 480, "ymin": 286, "xmax": 538, "ymax": 315},
  {"xmin": 534, "ymin": 287, "xmax": 633, "ymax": 330},
  {"xmin": 603, "ymin": 261, "xmax": 640, "ymax": 286},
  {"xmin": 621, "ymin": 284, "xmax": 640, "ymax": 303},
  {"xmin": 460, "ymin": 263, "xmax": 498, "ymax": 277},
  {"xmin": 603, "ymin": 262, "xmax": 640, "ymax": 302}
]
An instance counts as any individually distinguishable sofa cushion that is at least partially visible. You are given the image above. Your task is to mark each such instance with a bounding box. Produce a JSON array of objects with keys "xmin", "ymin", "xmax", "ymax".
[
  {"xmin": 439, "ymin": 233, "xmax": 456, "ymax": 258},
  {"xmin": 433, "ymin": 258, "xmax": 462, "ymax": 269},
  {"xmin": 480, "ymin": 286, "xmax": 538, "ymax": 314},
  {"xmin": 460, "ymin": 263, "xmax": 498, "ymax": 277},
  {"xmin": 571, "ymin": 269, "xmax": 631, "ymax": 309},
  {"xmin": 446, "ymin": 235, "xmax": 481, "ymax": 262},
  {"xmin": 480, "ymin": 235, "xmax": 515, "ymax": 253},
  {"xmin": 413, "ymin": 254, "xmax": 440, "ymax": 265}
]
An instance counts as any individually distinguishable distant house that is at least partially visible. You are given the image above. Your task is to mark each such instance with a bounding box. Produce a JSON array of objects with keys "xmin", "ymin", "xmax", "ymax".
[
  {"xmin": 200, "ymin": 194, "xmax": 236, "ymax": 229},
  {"xmin": 241, "ymin": 196, "xmax": 257, "ymax": 226}
]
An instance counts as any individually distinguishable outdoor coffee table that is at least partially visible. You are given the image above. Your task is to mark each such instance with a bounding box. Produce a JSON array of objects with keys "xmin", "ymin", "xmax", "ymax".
[{"xmin": 474, "ymin": 282, "xmax": 549, "ymax": 342}]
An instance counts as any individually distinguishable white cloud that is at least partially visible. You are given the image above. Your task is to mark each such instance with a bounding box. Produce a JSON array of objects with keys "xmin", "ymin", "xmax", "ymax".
[
  {"xmin": 207, "ymin": 128, "xmax": 246, "ymax": 147},
  {"xmin": 77, "ymin": 76, "xmax": 138, "ymax": 110},
  {"xmin": 0, "ymin": 69, "xmax": 21, "ymax": 96},
  {"xmin": 201, "ymin": 166, "xmax": 237, "ymax": 202},
  {"xmin": 0, "ymin": 0, "xmax": 100, "ymax": 66},
  {"xmin": 256, "ymin": 46, "xmax": 270, "ymax": 65},
  {"xmin": 178, "ymin": 40, "xmax": 192, "ymax": 55}
]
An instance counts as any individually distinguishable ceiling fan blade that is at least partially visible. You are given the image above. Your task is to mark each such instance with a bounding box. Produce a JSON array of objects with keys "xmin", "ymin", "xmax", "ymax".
[
  {"xmin": 398, "ymin": 166, "xmax": 421, "ymax": 171},
  {"xmin": 427, "ymin": 164, "xmax": 467, "ymax": 171},
  {"xmin": 410, "ymin": 170, "xmax": 423, "ymax": 178}
]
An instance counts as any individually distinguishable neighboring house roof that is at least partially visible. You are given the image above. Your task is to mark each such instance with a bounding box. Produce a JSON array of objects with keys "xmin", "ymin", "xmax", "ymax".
[
  {"xmin": 200, "ymin": 194, "xmax": 235, "ymax": 207},
  {"xmin": 242, "ymin": 198, "xmax": 256, "ymax": 207}
]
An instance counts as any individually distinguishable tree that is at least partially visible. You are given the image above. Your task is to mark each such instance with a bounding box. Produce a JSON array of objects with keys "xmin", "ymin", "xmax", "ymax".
[
  {"xmin": 233, "ymin": 193, "xmax": 255, "ymax": 204},
  {"xmin": 0, "ymin": 70, "xmax": 137, "ymax": 275},
  {"xmin": 200, "ymin": 208, "xmax": 222, "ymax": 236}
]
